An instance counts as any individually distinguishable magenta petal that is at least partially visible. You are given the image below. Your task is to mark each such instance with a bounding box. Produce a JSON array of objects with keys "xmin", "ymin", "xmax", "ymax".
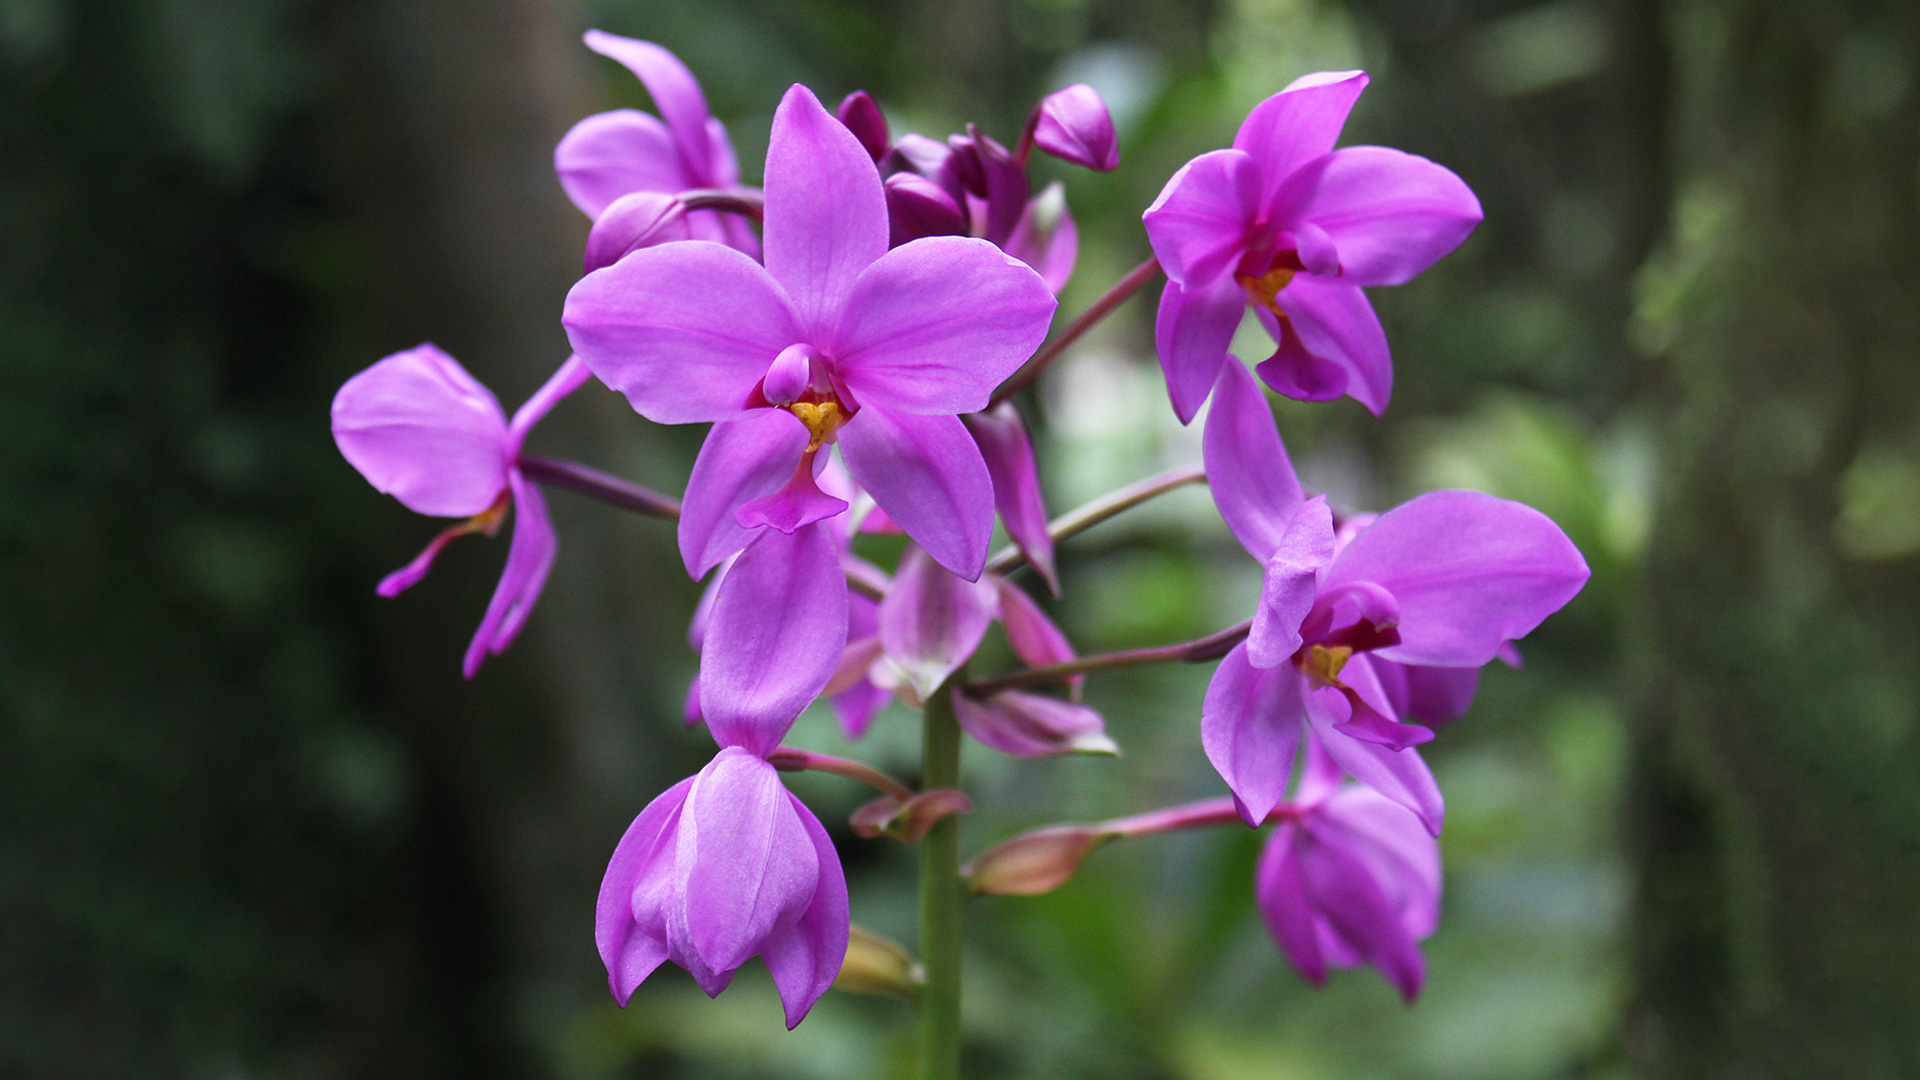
[
  {"xmin": 1032, "ymin": 84, "xmax": 1120, "ymax": 171},
  {"xmin": 836, "ymin": 90, "xmax": 891, "ymax": 161},
  {"xmin": 1155, "ymin": 277, "xmax": 1245, "ymax": 425},
  {"xmin": 1233, "ymin": 70, "xmax": 1369, "ymax": 206},
  {"xmin": 885, "ymin": 171, "xmax": 966, "ymax": 245},
  {"xmin": 679, "ymin": 411, "xmax": 810, "ymax": 578},
  {"xmin": 1248, "ymin": 496, "xmax": 1336, "ymax": 668},
  {"xmin": 878, "ymin": 545, "xmax": 999, "ymax": 698},
  {"xmin": 1253, "ymin": 306, "xmax": 1349, "ymax": 407},
  {"xmin": 839, "ymin": 405, "xmax": 994, "ymax": 580},
  {"xmin": 332, "ymin": 344, "xmax": 510, "ymax": 518},
  {"xmin": 376, "ymin": 522, "xmax": 469, "ymax": 597},
  {"xmin": 1003, "ymin": 184, "xmax": 1079, "ymax": 296},
  {"xmin": 1277, "ymin": 145, "xmax": 1482, "ymax": 287},
  {"xmin": 674, "ymin": 749, "xmax": 819, "ymax": 978},
  {"xmin": 554, "ymin": 109, "xmax": 688, "ymax": 218},
  {"xmin": 1271, "ymin": 276, "xmax": 1391, "ymax": 416},
  {"xmin": 583, "ymin": 31, "xmax": 716, "ymax": 183},
  {"xmin": 583, "ymin": 191, "xmax": 692, "ymax": 273},
  {"xmin": 1372, "ymin": 659, "xmax": 1480, "ymax": 727},
  {"xmin": 596, "ymin": 775, "xmax": 694, "ymax": 1005},
  {"xmin": 1295, "ymin": 811, "xmax": 1427, "ymax": 1001},
  {"xmin": 1255, "ymin": 823, "xmax": 1329, "ymax": 985},
  {"xmin": 699, "ymin": 523, "xmax": 849, "ymax": 755},
  {"xmin": 761, "ymin": 791, "xmax": 851, "ymax": 1028},
  {"xmin": 953, "ymin": 690, "xmax": 1115, "ymax": 757},
  {"xmin": 762, "ymin": 84, "xmax": 889, "ymax": 337},
  {"xmin": 1203, "ymin": 360, "xmax": 1306, "ymax": 561},
  {"xmin": 967, "ymin": 404, "xmax": 1057, "ymax": 594},
  {"xmin": 1201, "ymin": 644, "xmax": 1308, "ymax": 826},
  {"xmin": 507, "ymin": 354, "xmax": 594, "ymax": 450},
  {"xmin": 461, "ymin": 472, "xmax": 556, "ymax": 679},
  {"xmin": 737, "ymin": 459, "xmax": 851, "ymax": 535},
  {"xmin": 1321, "ymin": 785, "xmax": 1442, "ymax": 942},
  {"xmin": 1308, "ymin": 661, "xmax": 1444, "ymax": 834},
  {"xmin": 832, "ymin": 235, "xmax": 1057, "ymax": 414},
  {"xmin": 1141, "ymin": 148, "xmax": 1262, "ymax": 288},
  {"xmin": 564, "ymin": 242, "xmax": 802, "ymax": 424},
  {"xmin": 1323, "ymin": 490, "xmax": 1589, "ymax": 668},
  {"xmin": 992, "ymin": 578, "xmax": 1081, "ymax": 693}
]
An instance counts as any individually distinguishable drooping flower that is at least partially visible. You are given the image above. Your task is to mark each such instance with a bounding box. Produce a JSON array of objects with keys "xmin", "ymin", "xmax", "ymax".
[
  {"xmin": 1141, "ymin": 71, "xmax": 1483, "ymax": 423},
  {"xmin": 1200, "ymin": 361, "xmax": 1588, "ymax": 830},
  {"xmin": 597, "ymin": 746, "xmax": 849, "ymax": 1028},
  {"xmin": 1256, "ymin": 739, "xmax": 1439, "ymax": 1002},
  {"xmin": 331, "ymin": 346, "xmax": 591, "ymax": 677},
  {"xmin": 555, "ymin": 30, "xmax": 759, "ymax": 255}
]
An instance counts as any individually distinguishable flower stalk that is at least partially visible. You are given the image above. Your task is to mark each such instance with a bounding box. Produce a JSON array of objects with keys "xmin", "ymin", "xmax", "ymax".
[
  {"xmin": 988, "ymin": 255, "xmax": 1162, "ymax": 408},
  {"xmin": 964, "ymin": 618, "xmax": 1252, "ymax": 697},
  {"xmin": 516, "ymin": 456, "xmax": 681, "ymax": 519},
  {"xmin": 916, "ymin": 673, "xmax": 967, "ymax": 1080},
  {"xmin": 984, "ymin": 463, "xmax": 1207, "ymax": 577}
]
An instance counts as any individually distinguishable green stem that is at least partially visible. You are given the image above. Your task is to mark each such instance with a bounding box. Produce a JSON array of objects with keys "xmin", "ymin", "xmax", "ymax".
[{"xmin": 916, "ymin": 681, "xmax": 965, "ymax": 1080}]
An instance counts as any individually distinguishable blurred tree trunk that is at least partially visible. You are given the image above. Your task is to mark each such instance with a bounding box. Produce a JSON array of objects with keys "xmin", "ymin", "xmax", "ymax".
[{"xmin": 1627, "ymin": 0, "xmax": 1920, "ymax": 1074}]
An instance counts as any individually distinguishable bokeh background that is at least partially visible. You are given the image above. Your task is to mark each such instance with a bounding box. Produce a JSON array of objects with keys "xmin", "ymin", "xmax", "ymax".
[{"xmin": 4, "ymin": 0, "xmax": 1919, "ymax": 1076}]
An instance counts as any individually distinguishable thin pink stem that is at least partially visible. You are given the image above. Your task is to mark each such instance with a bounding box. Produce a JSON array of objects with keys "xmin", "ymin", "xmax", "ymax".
[
  {"xmin": 984, "ymin": 463, "xmax": 1207, "ymax": 577},
  {"xmin": 962, "ymin": 618, "xmax": 1252, "ymax": 697},
  {"xmin": 678, "ymin": 187, "xmax": 765, "ymax": 221},
  {"xmin": 987, "ymin": 255, "xmax": 1162, "ymax": 408},
  {"xmin": 516, "ymin": 457, "xmax": 681, "ymax": 519},
  {"xmin": 767, "ymin": 747, "xmax": 915, "ymax": 803},
  {"xmin": 1100, "ymin": 797, "xmax": 1248, "ymax": 837}
]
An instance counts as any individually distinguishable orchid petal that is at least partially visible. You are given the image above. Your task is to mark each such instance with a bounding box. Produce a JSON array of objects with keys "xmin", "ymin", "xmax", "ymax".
[
  {"xmin": 738, "ymin": 452, "xmax": 850, "ymax": 535},
  {"xmin": 583, "ymin": 31, "xmax": 715, "ymax": 183},
  {"xmin": 1155, "ymin": 277, "xmax": 1245, "ymax": 425},
  {"xmin": 992, "ymin": 578, "xmax": 1081, "ymax": 692},
  {"xmin": 832, "ymin": 236, "xmax": 1056, "ymax": 414},
  {"xmin": 953, "ymin": 690, "xmax": 1116, "ymax": 757},
  {"xmin": 1321, "ymin": 785, "xmax": 1441, "ymax": 940},
  {"xmin": 582, "ymin": 191, "xmax": 692, "ymax": 274},
  {"xmin": 1032, "ymin": 84, "xmax": 1120, "ymax": 171},
  {"xmin": 1268, "ymin": 276, "xmax": 1391, "ymax": 415},
  {"xmin": 1233, "ymin": 70, "xmax": 1369, "ymax": 207},
  {"xmin": 1203, "ymin": 360, "xmax": 1306, "ymax": 561},
  {"xmin": 462, "ymin": 472, "xmax": 556, "ymax": 679},
  {"xmin": 1322, "ymin": 490, "xmax": 1589, "ymax": 668},
  {"xmin": 1275, "ymin": 146, "xmax": 1482, "ymax": 287},
  {"xmin": 508, "ymin": 355, "xmax": 594, "ymax": 450},
  {"xmin": 554, "ymin": 109, "xmax": 688, "ymax": 218},
  {"xmin": 1003, "ymin": 183, "xmax": 1078, "ymax": 296},
  {"xmin": 700, "ymin": 523, "xmax": 848, "ymax": 755},
  {"xmin": 675, "ymin": 749, "xmax": 819, "ymax": 979},
  {"xmin": 564, "ymin": 241, "xmax": 802, "ymax": 424},
  {"xmin": 1253, "ymin": 306, "xmax": 1349, "ymax": 406},
  {"xmin": 878, "ymin": 545, "xmax": 999, "ymax": 698},
  {"xmin": 967, "ymin": 404, "xmax": 1057, "ymax": 594},
  {"xmin": 1248, "ymin": 496, "xmax": 1336, "ymax": 667},
  {"xmin": 1202, "ymin": 644, "xmax": 1308, "ymax": 826},
  {"xmin": 596, "ymin": 776, "xmax": 694, "ymax": 1005},
  {"xmin": 1141, "ymin": 149, "xmax": 1261, "ymax": 288},
  {"xmin": 762, "ymin": 84, "xmax": 889, "ymax": 338},
  {"xmin": 761, "ymin": 791, "xmax": 850, "ymax": 1028},
  {"xmin": 331, "ymin": 344, "xmax": 510, "ymax": 518},
  {"xmin": 1307, "ymin": 658, "xmax": 1444, "ymax": 833},
  {"xmin": 679, "ymin": 411, "xmax": 810, "ymax": 578},
  {"xmin": 1255, "ymin": 823, "xmax": 1328, "ymax": 985},
  {"xmin": 839, "ymin": 405, "xmax": 994, "ymax": 580},
  {"xmin": 836, "ymin": 90, "xmax": 891, "ymax": 161},
  {"xmin": 885, "ymin": 171, "xmax": 966, "ymax": 245},
  {"xmin": 1372, "ymin": 659, "xmax": 1481, "ymax": 727},
  {"xmin": 1296, "ymin": 812, "xmax": 1426, "ymax": 1001}
]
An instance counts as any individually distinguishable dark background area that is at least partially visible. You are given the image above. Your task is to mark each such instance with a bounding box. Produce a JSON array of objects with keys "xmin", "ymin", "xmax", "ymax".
[{"xmin": 3, "ymin": 0, "xmax": 1917, "ymax": 1076}]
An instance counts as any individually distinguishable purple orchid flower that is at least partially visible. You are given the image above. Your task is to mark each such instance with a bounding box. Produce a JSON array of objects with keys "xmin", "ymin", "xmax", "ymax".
[
  {"xmin": 597, "ymin": 746, "xmax": 849, "ymax": 1028},
  {"xmin": 1257, "ymin": 739, "xmax": 1440, "ymax": 1002},
  {"xmin": 1141, "ymin": 70, "xmax": 1483, "ymax": 423},
  {"xmin": 555, "ymin": 30, "xmax": 759, "ymax": 255},
  {"xmin": 331, "ymin": 346, "xmax": 591, "ymax": 677},
  {"xmin": 1200, "ymin": 361, "xmax": 1588, "ymax": 830}
]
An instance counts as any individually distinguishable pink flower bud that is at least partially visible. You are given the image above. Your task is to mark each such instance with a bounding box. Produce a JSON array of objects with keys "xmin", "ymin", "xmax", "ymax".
[
  {"xmin": 836, "ymin": 90, "xmax": 891, "ymax": 161},
  {"xmin": 582, "ymin": 191, "xmax": 690, "ymax": 273},
  {"xmin": 963, "ymin": 824, "xmax": 1113, "ymax": 896},
  {"xmin": 1031, "ymin": 84, "xmax": 1119, "ymax": 171}
]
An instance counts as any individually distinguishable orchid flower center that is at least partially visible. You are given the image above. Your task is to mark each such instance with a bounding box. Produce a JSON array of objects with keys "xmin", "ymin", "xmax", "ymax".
[
  {"xmin": 1236, "ymin": 265, "xmax": 1296, "ymax": 316},
  {"xmin": 1298, "ymin": 643, "xmax": 1353, "ymax": 690},
  {"xmin": 789, "ymin": 398, "xmax": 848, "ymax": 452}
]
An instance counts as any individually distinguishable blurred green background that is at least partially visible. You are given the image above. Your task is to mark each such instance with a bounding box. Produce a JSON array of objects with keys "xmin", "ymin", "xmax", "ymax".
[{"xmin": 4, "ymin": 0, "xmax": 1918, "ymax": 1076}]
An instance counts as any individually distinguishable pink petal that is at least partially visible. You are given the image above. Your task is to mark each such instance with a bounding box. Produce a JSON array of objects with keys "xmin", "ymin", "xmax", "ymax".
[
  {"xmin": 675, "ymin": 748, "xmax": 819, "ymax": 979},
  {"xmin": 554, "ymin": 109, "xmax": 689, "ymax": 218},
  {"xmin": 596, "ymin": 776, "xmax": 694, "ymax": 1005},
  {"xmin": 1307, "ymin": 659, "xmax": 1443, "ymax": 834},
  {"xmin": 885, "ymin": 171, "xmax": 966, "ymax": 245},
  {"xmin": 1269, "ymin": 276, "xmax": 1391, "ymax": 415},
  {"xmin": 1255, "ymin": 823, "xmax": 1329, "ymax": 985},
  {"xmin": 831, "ymin": 235, "xmax": 1057, "ymax": 415},
  {"xmin": 507, "ymin": 354, "xmax": 594, "ymax": 451},
  {"xmin": 838, "ymin": 405, "xmax": 994, "ymax": 580},
  {"xmin": 582, "ymin": 191, "xmax": 692, "ymax": 273},
  {"xmin": 461, "ymin": 472, "xmax": 556, "ymax": 679},
  {"xmin": 878, "ymin": 545, "xmax": 999, "ymax": 698},
  {"xmin": 737, "ymin": 455, "xmax": 850, "ymax": 534},
  {"xmin": 1322, "ymin": 490, "xmax": 1589, "ymax": 668},
  {"xmin": 1233, "ymin": 70, "xmax": 1369, "ymax": 207},
  {"xmin": 331, "ymin": 344, "xmax": 510, "ymax": 518},
  {"xmin": 992, "ymin": 578, "xmax": 1081, "ymax": 696},
  {"xmin": 967, "ymin": 404, "xmax": 1057, "ymax": 594},
  {"xmin": 699, "ymin": 523, "xmax": 849, "ymax": 755},
  {"xmin": 1203, "ymin": 360, "xmax": 1306, "ymax": 561},
  {"xmin": 1296, "ymin": 811, "xmax": 1427, "ymax": 1001},
  {"xmin": 762, "ymin": 84, "xmax": 889, "ymax": 338},
  {"xmin": 953, "ymin": 690, "xmax": 1115, "ymax": 757},
  {"xmin": 1141, "ymin": 148, "xmax": 1262, "ymax": 288},
  {"xmin": 1275, "ymin": 145, "xmax": 1482, "ymax": 287},
  {"xmin": 1003, "ymin": 184, "xmax": 1078, "ymax": 296},
  {"xmin": 1248, "ymin": 496, "xmax": 1335, "ymax": 668},
  {"xmin": 583, "ymin": 31, "xmax": 716, "ymax": 183},
  {"xmin": 679, "ymin": 411, "xmax": 810, "ymax": 578},
  {"xmin": 1032, "ymin": 84, "xmax": 1120, "ymax": 171},
  {"xmin": 1320, "ymin": 785, "xmax": 1441, "ymax": 940},
  {"xmin": 1155, "ymin": 277, "xmax": 1245, "ymax": 425},
  {"xmin": 761, "ymin": 791, "xmax": 851, "ymax": 1028},
  {"xmin": 1253, "ymin": 306, "xmax": 1350, "ymax": 406},
  {"xmin": 1201, "ymin": 644, "xmax": 1308, "ymax": 826},
  {"xmin": 1371, "ymin": 660, "xmax": 1481, "ymax": 727},
  {"xmin": 564, "ymin": 241, "xmax": 802, "ymax": 424}
]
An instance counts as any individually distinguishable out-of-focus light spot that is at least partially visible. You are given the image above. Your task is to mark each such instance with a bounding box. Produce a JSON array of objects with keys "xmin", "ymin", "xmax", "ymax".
[
  {"xmin": 1048, "ymin": 43, "xmax": 1168, "ymax": 138},
  {"xmin": 1836, "ymin": 444, "xmax": 1920, "ymax": 560},
  {"xmin": 1471, "ymin": 0, "xmax": 1612, "ymax": 97},
  {"xmin": 1830, "ymin": 33, "xmax": 1911, "ymax": 122}
]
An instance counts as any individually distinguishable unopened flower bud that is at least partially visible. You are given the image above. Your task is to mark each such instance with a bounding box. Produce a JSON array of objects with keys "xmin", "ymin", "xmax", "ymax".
[
  {"xmin": 836, "ymin": 90, "xmax": 891, "ymax": 161},
  {"xmin": 582, "ymin": 191, "xmax": 690, "ymax": 273},
  {"xmin": 1031, "ymin": 84, "xmax": 1119, "ymax": 171},
  {"xmin": 964, "ymin": 825, "xmax": 1114, "ymax": 896},
  {"xmin": 850, "ymin": 788, "xmax": 974, "ymax": 843},
  {"xmin": 833, "ymin": 924, "xmax": 924, "ymax": 999}
]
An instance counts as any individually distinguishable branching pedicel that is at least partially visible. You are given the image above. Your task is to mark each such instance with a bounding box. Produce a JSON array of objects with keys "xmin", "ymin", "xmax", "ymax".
[{"xmin": 328, "ymin": 31, "xmax": 1590, "ymax": 1077}]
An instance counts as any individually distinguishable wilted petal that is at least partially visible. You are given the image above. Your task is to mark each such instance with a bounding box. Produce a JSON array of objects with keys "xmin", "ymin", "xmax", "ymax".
[
  {"xmin": 332, "ymin": 344, "xmax": 509, "ymax": 518},
  {"xmin": 1248, "ymin": 496, "xmax": 1335, "ymax": 667},
  {"xmin": 596, "ymin": 776, "xmax": 694, "ymax": 1005},
  {"xmin": 1203, "ymin": 360, "xmax": 1306, "ymax": 561},
  {"xmin": 1142, "ymin": 149, "xmax": 1261, "ymax": 288},
  {"xmin": 832, "ymin": 236, "xmax": 1056, "ymax": 414},
  {"xmin": 554, "ymin": 109, "xmax": 687, "ymax": 218},
  {"xmin": 1255, "ymin": 822, "xmax": 1328, "ymax": 985},
  {"xmin": 679, "ymin": 411, "xmax": 811, "ymax": 578},
  {"xmin": 1003, "ymin": 183, "xmax": 1078, "ymax": 296},
  {"xmin": 674, "ymin": 749, "xmax": 819, "ymax": 979},
  {"xmin": 583, "ymin": 31, "xmax": 716, "ymax": 183},
  {"xmin": 583, "ymin": 191, "xmax": 692, "ymax": 273},
  {"xmin": 462, "ymin": 472, "xmax": 556, "ymax": 679},
  {"xmin": 953, "ymin": 690, "xmax": 1115, "ymax": 757},
  {"xmin": 1032, "ymin": 84, "xmax": 1119, "ymax": 171},
  {"xmin": 1372, "ymin": 659, "xmax": 1480, "ymax": 727},
  {"xmin": 763, "ymin": 84, "xmax": 889, "ymax": 337},
  {"xmin": 878, "ymin": 545, "xmax": 999, "ymax": 698},
  {"xmin": 1322, "ymin": 490, "xmax": 1589, "ymax": 668},
  {"xmin": 1267, "ymin": 276, "xmax": 1391, "ymax": 416},
  {"xmin": 761, "ymin": 791, "xmax": 851, "ymax": 1028},
  {"xmin": 1275, "ymin": 145, "xmax": 1482, "ymax": 287},
  {"xmin": 564, "ymin": 242, "xmax": 801, "ymax": 424},
  {"xmin": 1201, "ymin": 644, "xmax": 1308, "ymax": 825},
  {"xmin": 885, "ymin": 171, "xmax": 966, "ymax": 245},
  {"xmin": 700, "ymin": 523, "xmax": 849, "ymax": 755},
  {"xmin": 968, "ymin": 404, "xmax": 1057, "ymax": 593},
  {"xmin": 1155, "ymin": 277, "xmax": 1245, "ymax": 425},
  {"xmin": 1233, "ymin": 70, "xmax": 1369, "ymax": 206},
  {"xmin": 839, "ymin": 405, "xmax": 995, "ymax": 580}
]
